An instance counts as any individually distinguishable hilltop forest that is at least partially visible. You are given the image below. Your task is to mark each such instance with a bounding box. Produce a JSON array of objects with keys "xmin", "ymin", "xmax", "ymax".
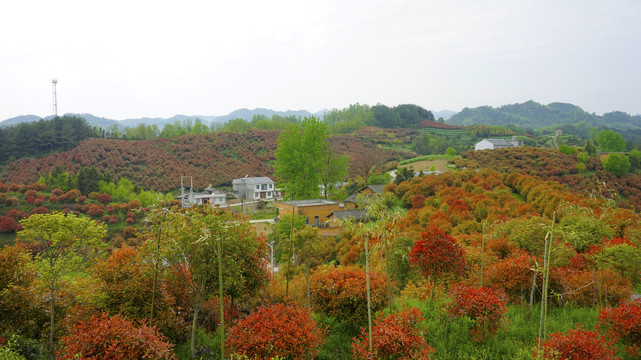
[{"xmin": 1, "ymin": 102, "xmax": 641, "ymax": 359}]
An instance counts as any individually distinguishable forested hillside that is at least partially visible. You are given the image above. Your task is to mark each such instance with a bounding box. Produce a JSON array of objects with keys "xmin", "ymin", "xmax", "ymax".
[
  {"xmin": 448, "ymin": 101, "xmax": 641, "ymax": 144},
  {"xmin": 0, "ymin": 115, "xmax": 97, "ymax": 164}
]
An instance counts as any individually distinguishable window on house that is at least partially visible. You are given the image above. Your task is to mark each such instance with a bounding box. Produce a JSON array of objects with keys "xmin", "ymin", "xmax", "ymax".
[
  {"xmin": 256, "ymin": 185, "xmax": 260, "ymax": 190},
  {"xmin": 314, "ymin": 216, "xmax": 319, "ymax": 226},
  {"xmin": 269, "ymin": 184, "xmax": 273, "ymax": 189},
  {"xmin": 261, "ymin": 184, "xmax": 267, "ymax": 190}
]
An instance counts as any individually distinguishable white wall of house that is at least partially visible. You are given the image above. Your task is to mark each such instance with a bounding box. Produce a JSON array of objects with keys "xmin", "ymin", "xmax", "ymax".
[{"xmin": 475, "ymin": 139, "xmax": 495, "ymax": 151}]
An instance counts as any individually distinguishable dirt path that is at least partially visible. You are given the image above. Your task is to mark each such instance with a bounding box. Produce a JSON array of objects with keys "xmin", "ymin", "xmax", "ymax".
[{"xmin": 398, "ymin": 159, "xmax": 450, "ymax": 173}]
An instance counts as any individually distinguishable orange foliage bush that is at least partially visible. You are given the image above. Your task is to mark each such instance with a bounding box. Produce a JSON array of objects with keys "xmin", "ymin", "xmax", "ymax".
[
  {"xmin": 555, "ymin": 267, "xmax": 632, "ymax": 307},
  {"xmin": 309, "ymin": 266, "xmax": 387, "ymax": 324},
  {"xmin": 485, "ymin": 251, "xmax": 537, "ymax": 304}
]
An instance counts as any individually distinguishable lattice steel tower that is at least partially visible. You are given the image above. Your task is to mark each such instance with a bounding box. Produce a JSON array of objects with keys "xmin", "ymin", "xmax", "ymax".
[{"xmin": 51, "ymin": 79, "xmax": 58, "ymax": 117}]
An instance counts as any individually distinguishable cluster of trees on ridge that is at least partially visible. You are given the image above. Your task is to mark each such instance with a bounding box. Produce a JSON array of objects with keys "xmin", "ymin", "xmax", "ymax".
[{"xmin": 0, "ymin": 115, "xmax": 96, "ymax": 164}]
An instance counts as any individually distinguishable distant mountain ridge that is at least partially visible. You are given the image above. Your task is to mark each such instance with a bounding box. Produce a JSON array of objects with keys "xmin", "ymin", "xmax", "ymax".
[
  {"xmin": 433, "ymin": 110, "xmax": 457, "ymax": 120},
  {"xmin": 0, "ymin": 108, "xmax": 328, "ymax": 129},
  {"xmin": 447, "ymin": 100, "xmax": 641, "ymax": 132}
]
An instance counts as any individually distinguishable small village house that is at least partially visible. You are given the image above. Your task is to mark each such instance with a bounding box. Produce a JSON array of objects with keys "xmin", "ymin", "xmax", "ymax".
[
  {"xmin": 474, "ymin": 136, "xmax": 522, "ymax": 151},
  {"xmin": 178, "ymin": 185, "xmax": 226, "ymax": 208},
  {"xmin": 232, "ymin": 176, "xmax": 277, "ymax": 201}
]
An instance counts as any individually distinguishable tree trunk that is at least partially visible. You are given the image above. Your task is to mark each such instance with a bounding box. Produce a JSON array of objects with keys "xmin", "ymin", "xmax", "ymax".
[
  {"xmin": 190, "ymin": 305, "xmax": 200, "ymax": 359},
  {"xmin": 306, "ymin": 263, "xmax": 311, "ymax": 309},
  {"xmin": 530, "ymin": 264, "xmax": 537, "ymax": 311},
  {"xmin": 537, "ymin": 213, "xmax": 555, "ymax": 358},
  {"xmin": 480, "ymin": 222, "xmax": 485, "ymax": 287},
  {"xmin": 49, "ymin": 287, "xmax": 55, "ymax": 359},
  {"xmin": 150, "ymin": 227, "xmax": 162, "ymax": 325},
  {"xmin": 217, "ymin": 237, "xmax": 225, "ymax": 360},
  {"xmin": 384, "ymin": 228, "xmax": 392, "ymax": 307},
  {"xmin": 430, "ymin": 277, "xmax": 437, "ymax": 303},
  {"xmin": 365, "ymin": 235, "xmax": 373, "ymax": 353}
]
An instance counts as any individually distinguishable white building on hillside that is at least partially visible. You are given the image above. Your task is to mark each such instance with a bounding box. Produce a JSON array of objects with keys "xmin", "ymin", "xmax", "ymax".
[{"xmin": 475, "ymin": 136, "xmax": 522, "ymax": 151}]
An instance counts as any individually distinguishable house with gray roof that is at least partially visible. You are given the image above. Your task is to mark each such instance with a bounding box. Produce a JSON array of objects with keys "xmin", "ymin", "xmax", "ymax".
[
  {"xmin": 177, "ymin": 185, "xmax": 226, "ymax": 208},
  {"xmin": 232, "ymin": 176, "xmax": 277, "ymax": 200},
  {"xmin": 474, "ymin": 136, "xmax": 522, "ymax": 151}
]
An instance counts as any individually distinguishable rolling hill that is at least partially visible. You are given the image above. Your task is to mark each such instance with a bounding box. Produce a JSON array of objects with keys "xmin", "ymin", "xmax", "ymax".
[
  {"xmin": 1, "ymin": 130, "xmax": 402, "ymax": 192},
  {"xmin": 447, "ymin": 100, "xmax": 641, "ymax": 137}
]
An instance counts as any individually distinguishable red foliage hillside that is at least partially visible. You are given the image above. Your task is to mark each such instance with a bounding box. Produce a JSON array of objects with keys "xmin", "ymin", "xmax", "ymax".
[
  {"xmin": 457, "ymin": 147, "xmax": 641, "ymax": 211},
  {"xmin": 418, "ymin": 119, "xmax": 464, "ymax": 129},
  {"xmin": 3, "ymin": 130, "xmax": 399, "ymax": 191}
]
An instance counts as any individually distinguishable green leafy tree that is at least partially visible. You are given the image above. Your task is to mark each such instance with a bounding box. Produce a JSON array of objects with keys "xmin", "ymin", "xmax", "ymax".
[
  {"xmin": 446, "ymin": 147, "xmax": 457, "ymax": 156},
  {"xmin": 275, "ymin": 117, "xmax": 333, "ymax": 200},
  {"xmin": 395, "ymin": 166, "xmax": 414, "ymax": 184},
  {"xmin": 0, "ymin": 243, "xmax": 42, "ymax": 337},
  {"xmin": 324, "ymin": 103, "xmax": 375, "ymax": 134},
  {"xmin": 40, "ymin": 165, "xmax": 75, "ymax": 192},
  {"xmin": 75, "ymin": 166, "xmax": 101, "ymax": 195},
  {"xmin": 628, "ymin": 148, "xmax": 641, "ymax": 172},
  {"xmin": 372, "ymin": 104, "xmax": 402, "ymax": 128},
  {"xmin": 584, "ymin": 140, "xmax": 597, "ymax": 156},
  {"xmin": 190, "ymin": 118, "xmax": 209, "ymax": 134},
  {"xmin": 157, "ymin": 207, "xmax": 269, "ymax": 358},
  {"xmin": 17, "ymin": 212, "xmax": 107, "ymax": 355},
  {"xmin": 320, "ymin": 149, "xmax": 349, "ymax": 200},
  {"xmin": 603, "ymin": 152, "xmax": 631, "ymax": 177},
  {"xmin": 596, "ymin": 129, "xmax": 626, "ymax": 152}
]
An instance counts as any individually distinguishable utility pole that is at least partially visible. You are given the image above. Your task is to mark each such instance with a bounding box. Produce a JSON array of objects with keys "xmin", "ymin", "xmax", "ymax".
[{"xmin": 180, "ymin": 176, "xmax": 193, "ymax": 208}]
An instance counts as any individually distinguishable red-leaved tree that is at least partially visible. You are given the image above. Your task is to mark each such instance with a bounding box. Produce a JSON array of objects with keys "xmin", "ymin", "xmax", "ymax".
[
  {"xmin": 351, "ymin": 306, "xmax": 435, "ymax": 360},
  {"xmin": 226, "ymin": 302, "xmax": 327, "ymax": 360},
  {"xmin": 58, "ymin": 312, "xmax": 176, "ymax": 359},
  {"xmin": 409, "ymin": 224, "xmax": 466, "ymax": 301},
  {"xmin": 533, "ymin": 326, "xmax": 618, "ymax": 360},
  {"xmin": 597, "ymin": 299, "xmax": 641, "ymax": 358},
  {"xmin": 447, "ymin": 283, "xmax": 508, "ymax": 342}
]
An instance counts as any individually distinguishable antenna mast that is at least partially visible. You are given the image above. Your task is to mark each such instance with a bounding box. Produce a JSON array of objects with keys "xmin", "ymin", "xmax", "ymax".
[{"xmin": 51, "ymin": 79, "xmax": 58, "ymax": 117}]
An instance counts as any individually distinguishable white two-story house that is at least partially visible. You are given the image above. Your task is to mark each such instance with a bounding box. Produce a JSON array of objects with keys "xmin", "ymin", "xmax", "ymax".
[{"xmin": 232, "ymin": 176, "xmax": 276, "ymax": 200}]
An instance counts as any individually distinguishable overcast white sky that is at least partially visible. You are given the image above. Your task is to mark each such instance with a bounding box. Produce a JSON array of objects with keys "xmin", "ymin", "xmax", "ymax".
[{"xmin": 1, "ymin": 0, "xmax": 640, "ymax": 121}]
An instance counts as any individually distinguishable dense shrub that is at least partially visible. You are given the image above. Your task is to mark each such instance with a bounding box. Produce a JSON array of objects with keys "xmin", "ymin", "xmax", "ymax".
[
  {"xmin": 447, "ymin": 283, "xmax": 508, "ymax": 342},
  {"xmin": 58, "ymin": 313, "xmax": 175, "ymax": 359},
  {"xmin": 226, "ymin": 302, "xmax": 327, "ymax": 360},
  {"xmin": 352, "ymin": 306, "xmax": 434, "ymax": 359},
  {"xmin": 310, "ymin": 266, "xmax": 387, "ymax": 324},
  {"xmin": 0, "ymin": 217, "xmax": 19, "ymax": 233},
  {"xmin": 97, "ymin": 193, "xmax": 113, "ymax": 205},
  {"xmin": 598, "ymin": 299, "xmax": 641, "ymax": 358},
  {"xmin": 533, "ymin": 326, "xmax": 618, "ymax": 360}
]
